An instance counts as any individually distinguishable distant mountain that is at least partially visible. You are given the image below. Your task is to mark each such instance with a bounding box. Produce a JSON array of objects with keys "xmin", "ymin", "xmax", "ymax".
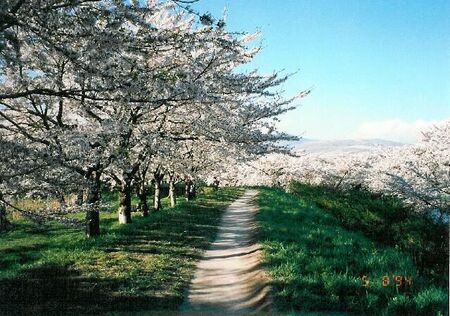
[{"xmin": 289, "ymin": 138, "xmax": 405, "ymax": 155}]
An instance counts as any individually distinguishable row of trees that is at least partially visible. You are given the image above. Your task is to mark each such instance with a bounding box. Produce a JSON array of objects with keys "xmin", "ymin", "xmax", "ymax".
[
  {"xmin": 0, "ymin": 0, "xmax": 307, "ymax": 235},
  {"xmin": 224, "ymin": 122, "xmax": 450, "ymax": 218}
]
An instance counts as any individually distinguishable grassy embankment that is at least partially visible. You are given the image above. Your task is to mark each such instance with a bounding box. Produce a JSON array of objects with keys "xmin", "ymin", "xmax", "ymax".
[
  {"xmin": 257, "ymin": 183, "xmax": 448, "ymax": 315},
  {"xmin": 0, "ymin": 187, "xmax": 243, "ymax": 314}
]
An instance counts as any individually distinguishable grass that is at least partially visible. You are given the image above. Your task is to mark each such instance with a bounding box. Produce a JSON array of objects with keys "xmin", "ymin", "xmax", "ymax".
[
  {"xmin": 289, "ymin": 182, "xmax": 449, "ymax": 281},
  {"xmin": 256, "ymin": 187, "xmax": 449, "ymax": 315},
  {"xmin": 0, "ymin": 187, "xmax": 243, "ymax": 315}
]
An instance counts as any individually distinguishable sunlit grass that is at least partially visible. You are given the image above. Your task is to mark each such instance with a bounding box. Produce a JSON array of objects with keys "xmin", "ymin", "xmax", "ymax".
[
  {"xmin": 0, "ymin": 187, "xmax": 244, "ymax": 314},
  {"xmin": 257, "ymin": 187, "xmax": 448, "ymax": 315},
  {"xmin": 289, "ymin": 182, "xmax": 449, "ymax": 282}
]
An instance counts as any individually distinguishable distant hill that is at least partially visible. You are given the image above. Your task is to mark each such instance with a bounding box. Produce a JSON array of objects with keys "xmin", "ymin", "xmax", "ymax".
[{"xmin": 289, "ymin": 138, "xmax": 405, "ymax": 155}]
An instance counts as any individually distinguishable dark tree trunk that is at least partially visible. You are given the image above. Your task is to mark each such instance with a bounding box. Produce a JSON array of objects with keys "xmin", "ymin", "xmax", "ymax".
[
  {"xmin": 75, "ymin": 190, "xmax": 84, "ymax": 206},
  {"xmin": 168, "ymin": 173, "xmax": 176, "ymax": 208},
  {"xmin": 137, "ymin": 185, "xmax": 149, "ymax": 217},
  {"xmin": 185, "ymin": 179, "xmax": 195, "ymax": 201},
  {"xmin": 85, "ymin": 170, "xmax": 101, "ymax": 238},
  {"xmin": 59, "ymin": 194, "xmax": 67, "ymax": 210},
  {"xmin": 190, "ymin": 182, "xmax": 196, "ymax": 199},
  {"xmin": 118, "ymin": 181, "xmax": 132, "ymax": 224},
  {"xmin": 0, "ymin": 200, "xmax": 9, "ymax": 232},
  {"xmin": 212, "ymin": 177, "xmax": 220, "ymax": 191},
  {"xmin": 136, "ymin": 165, "xmax": 149, "ymax": 216}
]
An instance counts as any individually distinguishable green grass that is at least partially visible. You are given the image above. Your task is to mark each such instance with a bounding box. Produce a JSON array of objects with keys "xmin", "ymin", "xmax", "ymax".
[
  {"xmin": 289, "ymin": 182, "xmax": 449, "ymax": 281},
  {"xmin": 0, "ymin": 187, "xmax": 243, "ymax": 315},
  {"xmin": 256, "ymin": 187, "xmax": 449, "ymax": 315}
]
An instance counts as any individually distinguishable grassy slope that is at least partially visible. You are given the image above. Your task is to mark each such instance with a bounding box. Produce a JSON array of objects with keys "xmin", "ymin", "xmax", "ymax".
[
  {"xmin": 0, "ymin": 187, "xmax": 243, "ymax": 315},
  {"xmin": 289, "ymin": 182, "xmax": 449, "ymax": 281},
  {"xmin": 257, "ymin": 187, "xmax": 448, "ymax": 315}
]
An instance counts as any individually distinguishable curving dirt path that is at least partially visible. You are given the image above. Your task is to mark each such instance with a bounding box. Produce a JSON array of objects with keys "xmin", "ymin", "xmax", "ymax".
[{"xmin": 180, "ymin": 189, "xmax": 272, "ymax": 315}]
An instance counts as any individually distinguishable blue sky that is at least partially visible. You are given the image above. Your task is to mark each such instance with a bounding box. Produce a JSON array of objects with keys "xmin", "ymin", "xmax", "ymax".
[{"xmin": 192, "ymin": 0, "xmax": 450, "ymax": 142}]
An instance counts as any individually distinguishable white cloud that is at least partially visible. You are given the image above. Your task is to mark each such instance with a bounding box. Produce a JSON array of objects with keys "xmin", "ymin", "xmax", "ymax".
[{"xmin": 354, "ymin": 119, "xmax": 448, "ymax": 143}]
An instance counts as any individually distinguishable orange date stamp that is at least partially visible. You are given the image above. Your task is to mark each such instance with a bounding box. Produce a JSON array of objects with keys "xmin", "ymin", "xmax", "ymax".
[{"xmin": 361, "ymin": 275, "xmax": 413, "ymax": 288}]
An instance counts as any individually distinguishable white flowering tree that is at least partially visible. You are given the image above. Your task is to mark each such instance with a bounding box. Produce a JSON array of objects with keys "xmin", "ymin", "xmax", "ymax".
[
  {"xmin": 0, "ymin": 0, "xmax": 192, "ymax": 233},
  {"xmin": 1, "ymin": 0, "xmax": 307, "ymax": 236},
  {"xmin": 0, "ymin": 137, "xmax": 86, "ymax": 230},
  {"xmin": 236, "ymin": 121, "xmax": 449, "ymax": 218},
  {"xmin": 375, "ymin": 122, "xmax": 450, "ymax": 216}
]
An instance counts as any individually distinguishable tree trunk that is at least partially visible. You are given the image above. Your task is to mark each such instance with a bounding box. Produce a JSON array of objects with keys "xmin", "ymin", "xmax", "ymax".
[
  {"xmin": 137, "ymin": 185, "xmax": 149, "ymax": 217},
  {"xmin": 168, "ymin": 176, "xmax": 176, "ymax": 208},
  {"xmin": 59, "ymin": 194, "xmax": 67, "ymax": 210},
  {"xmin": 85, "ymin": 170, "xmax": 101, "ymax": 238},
  {"xmin": 75, "ymin": 190, "xmax": 84, "ymax": 206},
  {"xmin": 0, "ymin": 200, "xmax": 9, "ymax": 232},
  {"xmin": 190, "ymin": 182, "xmax": 196, "ymax": 199},
  {"xmin": 118, "ymin": 182, "xmax": 132, "ymax": 224},
  {"xmin": 154, "ymin": 179, "xmax": 162, "ymax": 211},
  {"xmin": 212, "ymin": 177, "xmax": 220, "ymax": 191},
  {"xmin": 185, "ymin": 179, "xmax": 195, "ymax": 201},
  {"xmin": 185, "ymin": 180, "xmax": 191, "ymax": 201}
]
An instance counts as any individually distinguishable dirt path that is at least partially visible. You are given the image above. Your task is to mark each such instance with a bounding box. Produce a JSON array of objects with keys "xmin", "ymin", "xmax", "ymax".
[{"xmin": 180, "ymin": 189, "xmax": 271, "ymax": 315}]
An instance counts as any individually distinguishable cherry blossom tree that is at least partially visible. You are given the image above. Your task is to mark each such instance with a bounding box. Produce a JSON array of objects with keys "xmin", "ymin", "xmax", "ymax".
[
  {"xmin": 0, "ymin": 136, "xmax": 86, "ymax": 230},
  {"xmin": 1, "ymin": 0, "xmax": 307, "ymax": 236},
  {"xmin": 234, "ymin": 121, "xmax": 449, "ymax": 219},
  {"xmin": 375, "ymin": 122, "xmax": 450, "ymax": 216}
]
